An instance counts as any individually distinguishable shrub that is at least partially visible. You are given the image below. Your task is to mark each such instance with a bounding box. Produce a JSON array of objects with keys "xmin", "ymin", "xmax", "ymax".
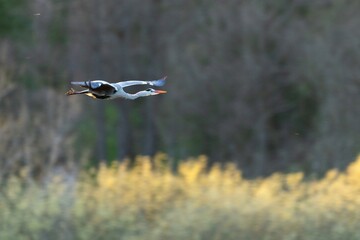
[{"xmin": 1, "ymin": 154, "xmax": 360, "ymax": 239}]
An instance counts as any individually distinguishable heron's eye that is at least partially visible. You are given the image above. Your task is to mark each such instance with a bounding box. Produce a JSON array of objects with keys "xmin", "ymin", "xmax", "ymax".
[{"xmin": 146, "ymin": 88, "xmax": 152, "ymax": 92}]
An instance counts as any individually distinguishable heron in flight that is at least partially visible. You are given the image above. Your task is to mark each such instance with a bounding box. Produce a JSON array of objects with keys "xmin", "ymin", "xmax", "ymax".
[{"xmin": 66, "ymin": 76, "xmax": 167, "ymax": 100}]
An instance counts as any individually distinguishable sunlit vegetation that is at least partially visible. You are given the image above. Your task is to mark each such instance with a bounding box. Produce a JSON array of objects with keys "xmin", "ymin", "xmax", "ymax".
[{"xmin": 1, "ymin": 154, "xmax": 360, "ymax": 239}]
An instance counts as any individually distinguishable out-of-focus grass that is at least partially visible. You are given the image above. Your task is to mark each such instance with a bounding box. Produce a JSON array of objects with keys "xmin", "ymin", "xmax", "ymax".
[{"xmin": 1, "ymin": 154, "xmax": 360, "ymax": 239}]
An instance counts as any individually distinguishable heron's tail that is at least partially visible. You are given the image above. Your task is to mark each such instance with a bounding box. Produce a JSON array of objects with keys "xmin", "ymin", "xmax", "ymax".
[{"xmin": 150, "ymin": 76, "xmax": 167, "ymax": 87}]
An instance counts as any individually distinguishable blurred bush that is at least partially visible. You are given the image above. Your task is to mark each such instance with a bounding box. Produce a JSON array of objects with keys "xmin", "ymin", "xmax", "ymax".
[{"xmin": 1, "ymin": 154, "xmax": 360, "ymax": 239}]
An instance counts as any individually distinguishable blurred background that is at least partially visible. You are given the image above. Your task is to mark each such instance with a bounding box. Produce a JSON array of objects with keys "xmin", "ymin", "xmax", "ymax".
[
  {"xmin": 1, "ymin": 0, "xmax": 359, "ymax": 178},
  {"xmin": 2, "ymin": 1, "xmax": 360, "ymax": 239}
]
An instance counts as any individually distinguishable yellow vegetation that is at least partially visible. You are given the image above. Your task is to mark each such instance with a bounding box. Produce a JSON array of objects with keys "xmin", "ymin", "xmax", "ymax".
[{"xmin": 1, "ymin": 154, "xmax": 360, "ymax": 239}]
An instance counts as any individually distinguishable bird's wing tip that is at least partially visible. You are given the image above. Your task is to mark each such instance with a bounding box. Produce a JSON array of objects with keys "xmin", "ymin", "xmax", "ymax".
[{"xmin": 151, "ymin": 77, "xmax": 167, "ymax": 87}]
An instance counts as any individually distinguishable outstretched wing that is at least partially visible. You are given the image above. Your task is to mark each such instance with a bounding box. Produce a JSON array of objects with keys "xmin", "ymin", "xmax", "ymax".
[
  {"xmin": 117, "ymin": 76, "xmax": 167, "ymax": 88},
  {"xmin": 71, "ymin": 80, "xmax": 117, "ymax": 96}
]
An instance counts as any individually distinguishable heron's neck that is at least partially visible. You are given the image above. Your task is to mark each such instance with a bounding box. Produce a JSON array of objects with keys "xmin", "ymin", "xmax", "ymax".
[{"xmin": 126, "ymin": 91, "xmax": 148, "ymax": 100}]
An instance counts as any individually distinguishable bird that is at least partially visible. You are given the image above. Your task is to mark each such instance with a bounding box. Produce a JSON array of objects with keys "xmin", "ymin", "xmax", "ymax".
[{"xmin": 66, "ymin": 76, "xmax": 167, "ymax": 100}]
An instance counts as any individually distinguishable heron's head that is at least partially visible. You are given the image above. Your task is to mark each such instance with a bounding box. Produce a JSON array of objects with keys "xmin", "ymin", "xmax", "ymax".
[{"xmin": 145, "ymin": 88, "xmax": 167, "ymax": 96}]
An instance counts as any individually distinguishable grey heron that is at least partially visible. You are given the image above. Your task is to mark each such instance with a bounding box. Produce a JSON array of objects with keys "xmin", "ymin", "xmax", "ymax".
[{"xmin": 66, "ymin": 76, "xmax": 167, "ymax": 100}]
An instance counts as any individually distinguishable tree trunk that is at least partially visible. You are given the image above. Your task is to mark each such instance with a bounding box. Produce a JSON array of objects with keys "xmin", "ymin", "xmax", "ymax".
[
  {"xmin": 143, "ymin": 0, "xmax": 162, "ymax": 156},
  {"xmin": 117, "ymin": 101, "xmax": 135, "ymax": 160},
  {"xmin": 93, "ymin": 0, "xmax": 106, "ymax": 162}
]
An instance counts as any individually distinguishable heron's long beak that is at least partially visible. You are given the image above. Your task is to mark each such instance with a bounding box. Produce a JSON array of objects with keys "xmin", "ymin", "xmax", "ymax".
[{"xmin": 155, "ymin": 90, "xmax": 167, "ymax": 94}]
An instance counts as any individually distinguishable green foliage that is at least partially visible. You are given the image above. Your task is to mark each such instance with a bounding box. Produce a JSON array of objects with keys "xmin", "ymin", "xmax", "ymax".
[
  {"xmin": 74, "ymin": 116, "xmax": 97, "ymax": 163},
  {"xmin": 47, "ymin": 4, "xmax": 67, "ymax": 46},
  {"xmin": 130, "ymin": 102, "xmax": 144, "ymax": 127},
  {"xmin": 0, "ymin": 0, "xmax": 29, "ymax": 38},
  {"xmin": 16, "ymin": 73, "xmax": 40, "ymax": 89},
  {"xmin": 105, "ymin": 104, "xmax": 119, "ymax": 160},
  {"xmin": 271, "ymin": 82, "xmax": 318, "ymax": 135}
]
